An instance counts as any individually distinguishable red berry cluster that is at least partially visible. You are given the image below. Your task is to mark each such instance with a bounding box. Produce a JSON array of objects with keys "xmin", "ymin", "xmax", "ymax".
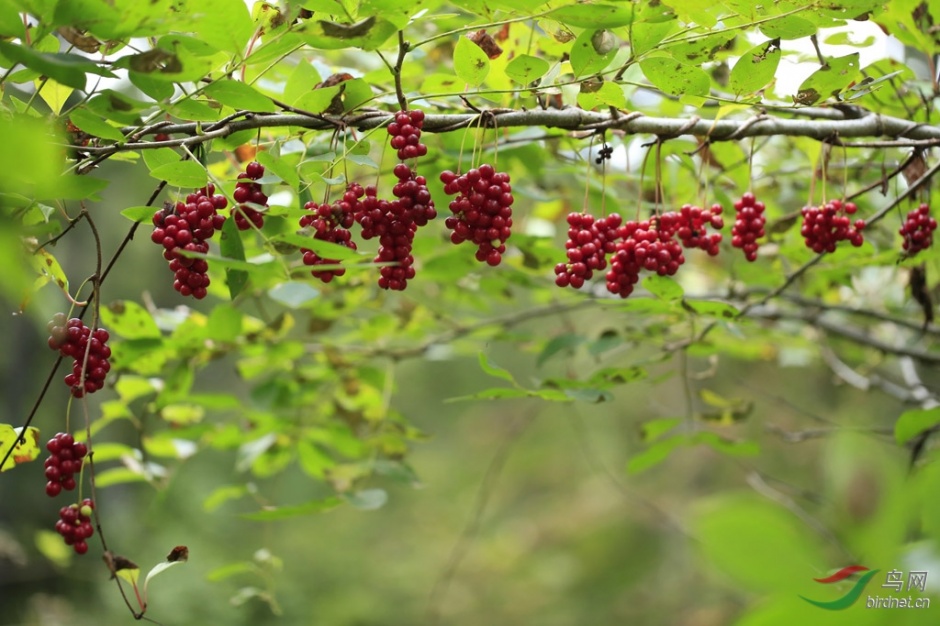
[
  {"xmin": 800, "ymin": 199, "xmax": 865, "ymax": 253},
  {"xmin": 676, "ymin": 203, "xmax": 723, "ymax": 255},
  {"xmin": 553, "ymin": 211, "xmax": 699, "ymax": 298},
  {"xmin": 47, "ymin": 314, "xmax": 111, "ymax": 397},
  {"xmin": 151, "ymin": 184, "xmax": 228, "ymax": 299},
  {"xmin": 440, "ymin": 164, "xmax": 514, "ymax": 266},
  {"xmin": 233, "ymin": 161, "xmax": 267, "ymax": 230},
  {"xmin": 900, "ymin": 203, "xmax": 938, "ymax": 256},
  {"xmin": 43, "ymin": 432, "xmax": 87, "ymax": 497},
  {"xmin": 731, "ymin": 192, "xmax": 766, "ymax": 261},
  {"xmin": 387, "ymin": 110, "xmax": 427, "ymax": 160},
  {"xmin": 624, "ymin": 215, "xmax": 686, "ymax": 276},
  {"xmin": 55, "ymin": 498, "xmax": 95, "ymax": 555},
  {"xmin": 554, "ymin": 212, "xmax": 622, "ymax": 288},
  {"xmin": 299, "ymin": 194, "xmax": 358, "ymax": 283},
  {"xmin": 363, "ymin": 164, "xmax": 437, "ymax": 290}
]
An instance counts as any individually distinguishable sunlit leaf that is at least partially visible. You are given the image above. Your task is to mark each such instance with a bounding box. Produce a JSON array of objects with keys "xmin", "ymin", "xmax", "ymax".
[
  {"xmin": 0, "ymin": 425, "xmax": 41, "ymax": 471},
  {"xmin": 454, "ymin": 35, "xmax": 490, "ymax": 86},
  {"xmin": 504, "ymin": 54, "xmax": 550, "ymax": 85}
]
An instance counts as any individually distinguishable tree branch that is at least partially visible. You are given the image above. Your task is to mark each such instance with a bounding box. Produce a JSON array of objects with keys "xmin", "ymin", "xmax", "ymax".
[{"xmin": 67, "ymin": 108, "xmax": 940, "ymax": 158}]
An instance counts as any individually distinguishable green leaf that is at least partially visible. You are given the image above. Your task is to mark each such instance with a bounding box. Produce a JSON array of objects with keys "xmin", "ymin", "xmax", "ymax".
[
  {"xmin": 143, "ymin": 148, "xmax": 180, "ymax": 172},
  {"xmin": 661, "ymin": 0, "xmax": 717, "ymax": 27},
  {"xmin": 504, "ymin": 54, "xmax": 550, "ymax": 85},
  {"xmin": 683, "ymin": 300, "xmax": 738, "ymax": 319},
  {"xmin": 340, "ymin": 77, "xmax": 374, "ymax": 112},
  {"xmin": 168, "ymin": 97, "xmax": 223, "ymax": 121},
  {"xmin": 477, "ymin": 352, "xmax": 517, "ymax": 384},
  {"xmin": 30, "ymin": 247, "xmax": 69, "ymax": 292},
  {"xmin": 292, "ymin": 85, "xmax": 342, "ymax": 114},
  {"xmin": 570, "ymin": 29, "xmax": 617, "ymax": 77},
  {"xmin": 272, "ymin": 232, "xmax": 361, "ymax": 260},
  {"xmin": 694, "ymin": 494, "xmax": 824, "ymax": 592},
  {"xmin": 627, "ymin": 435, "xmax": 686, "ymax": 474},
  {"xmin": 794, "ymin": 53, "xmax": 860, "ymax": 105},
  {"xmin": 643, "ymin": 274, "xmax": 683, "ymax": 300},
  {"xmin": 298, "ymin": 17, "xmax": 398, "ymax": 50},
  {"xmin": 895, "ymin": 407, "xmax": 940, "ymax": 445},
  {"xmin": 548, "ymin": 3, "xmax": 635, "ymax": 28},
  {"xmin": 35, "ymin": 529, "xmax": 73, "ymax": 567},
  {"xmin": 203, "ymin": 484, "xmax": 250, "ymax": 512},
  {"xmin": 120, "ymin": 205, "xmax": 159, "ymax": 223},
  {"xmin": 68, "ymin": 108, "xmax": 126, "ymax": 142},
  {"xmin": 188, "ymin": 0, "xmax": 255, "ymax": 53},
  {"xmin": 823, "ymin": 31, "xmax": 875, "ymax": 47},
  {"xmin": 729, "ymin": 39, "xmax": 781, "ymax": 96},
  {"xmin": 537, "ymin": 333, "xmax": 584, "ymax": 367},
  {"xmin": 577, "ymin": 81, "xmax": 626, "ymax": 110},
  {"xmin": 94, "ymin": 467, "xmax": 150, "ymax": 487},
  {"xmin": 640, "ymin": 417, "xmax": 683, "ymax": 442},
  {"xmin": 147, "ymin": 161, "xmax": 207, "ymax": 188},
  {"xmin": 284, "ymin": 61, "xmax": 323, "ymax": 105},
  {"xmin": 129, "ymin": 71, "xmax": 175, "ymax": 101},
  {"xmin": 143, "ymin": 556, "xmax": 188, "ymax": 604},
  {"xmin": 453, "ymin": 35, "xmax": 490, "ymax": 87},
  {"xmin": 256, "ymin": 150, "xmax": 300, "ymax": 190},
  {"xmin": 0, "ymin": 41, "xmax": 116, "ymax": 90},
  {"xmin": 203, "ymin": 79, "xmax": 277, "ymax": 113},
  {"xmin": 101, "ymin": 300, "xmax": 162, "ymax": 339},
  {"xmin": 268, "ymin": 282, "xmax": 320, "ymax": 308},
  {"xmin": 219, "ymin": 217, "xmax": 248, "ymax": 299},
  {"xmin": 35, "ymin": 78, "xmax": 74, "ymax": 115},
  {"xmin": 694, "ymin": 432, "xmax": 759, "ymax": 457},
  {"xmin": 639, "ymin": 56, "xmax": 710, "ymax": 97},
  {"xmin": 241, "ymin": 497, "xmax": 344, "ymax": 520},
  {"xmin": 85, "ymin": 90, "xmax": 148, "ymax": 124},
  {"xmin": 758, "ymin": 15, "xmax": 817, "ymax": 40},
  {"xmin": 206, "ymin": 305, "xmax": 242, "ymax": 342}
]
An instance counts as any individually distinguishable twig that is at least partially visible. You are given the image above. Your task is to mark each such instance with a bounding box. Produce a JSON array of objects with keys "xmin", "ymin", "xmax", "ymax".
[
  {"xmin": 0, "ymin": 180, "xmax": 167, "ymax": 472},
  {"xmin": 426, "ymin": 412, "xmax": 535, "ymax": 625}
]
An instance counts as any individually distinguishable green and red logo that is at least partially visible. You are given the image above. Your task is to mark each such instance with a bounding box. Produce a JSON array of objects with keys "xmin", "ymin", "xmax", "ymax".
[{"xmin": 800, "ymin": 565, "xmax": 880, "ymax": 610}]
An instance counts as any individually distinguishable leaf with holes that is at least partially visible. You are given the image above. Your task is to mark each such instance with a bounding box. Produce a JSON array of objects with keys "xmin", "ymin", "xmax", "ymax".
[
  {"xmin": 729, "ymin": 39, "xmax": 780, "ymax": 96},
  {"xmin": 639, "ymin": 56, "xmax": 709, "ymax": 97}
]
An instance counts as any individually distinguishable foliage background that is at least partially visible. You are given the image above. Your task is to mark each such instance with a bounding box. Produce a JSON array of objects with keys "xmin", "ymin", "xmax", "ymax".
[{"xmin": 1, "ymin": 0, "xmax": 940, "ymax": 625}]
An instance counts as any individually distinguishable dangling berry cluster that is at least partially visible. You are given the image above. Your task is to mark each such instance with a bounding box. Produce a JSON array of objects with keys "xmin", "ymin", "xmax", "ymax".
[
  {"xmin": 349, "ymin": 164, "xmax": 437, "ymax": 290},
  {"xmin": 552, "ymin": 212, "xmax": 691, "ymax": 298},
  {"xmin": 554, "ymin": 212, "xmax": 623, "ymax": 288},
  {"xmin": 731, "ymin": 192, "xmax": 766, "ymax": 262},
  {"xmin": 387, "ymin": 110, "xmax": 427, "ymax": 160},
  {"xmin": 151, "ymin": 184, "xmax": 228, "ymax": 299},
  {"xmin": 55, "ymin": 498, "xmax": 95, "ymax": 555},
  {"xmin": 625, "ymin": 215, "xmax": 686, "ymax": 277},
  {"xmin": 47, "ymin": 314, "xmax": 111, "ymax": 397},
  {"xmin": 900, "ymin": 203, "xmax": 938, "ymax": 256},
  {"xmin": 379, "ymin": 164, "xmax": 436, "ymax": 290},
  {"xmin": 299, "ymin": 192, "xmax": 358, "ymax": 283},
  {"xmin": 233, "ymin": 161, "xmax": 267, "ymax": 230},
  {"xmin": 441, "ymin": 165, "xmax": 514, "ymax": 267},
  {"xmin": 43, "ymin": 432, "xmax": 87, "ymax": 497},
  {"xmin": 676, "ymin": 203, "xmax": 723, "ymax": 255},
  {"xmin": 800, "ymin": 199, "xmax": 865, "ymax": 253}
]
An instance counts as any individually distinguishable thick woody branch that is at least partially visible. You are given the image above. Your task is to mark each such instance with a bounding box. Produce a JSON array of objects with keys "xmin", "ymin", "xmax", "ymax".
[{"xmin": 70, "ymin": 108, "xmax": 940, "ymax": 156}]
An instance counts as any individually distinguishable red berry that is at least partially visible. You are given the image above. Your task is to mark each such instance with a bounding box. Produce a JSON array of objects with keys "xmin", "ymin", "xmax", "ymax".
[{"xmin": 245, "ymin": 161, "xmax": 264, "ymax": 179}]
